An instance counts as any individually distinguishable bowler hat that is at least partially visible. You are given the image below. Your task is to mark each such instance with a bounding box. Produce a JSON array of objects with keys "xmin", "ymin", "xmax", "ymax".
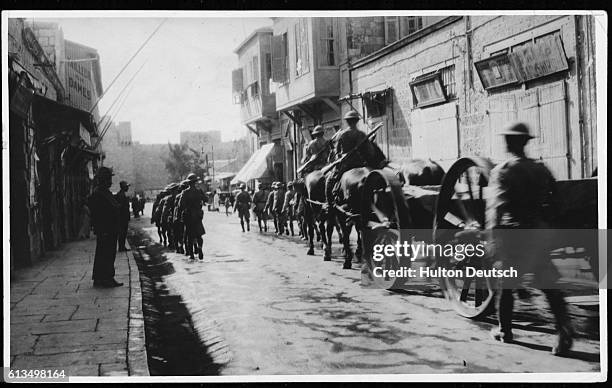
[
  {"xmin": 343, "ymin": 110, "xmax": 360, "ymax": 120},
  {"xmin": 499, "ymin": 122, "xmax": 535, "ymax": 138},
  {"xmin": 311, "ymin": 125, "xmax": 324, "ymax": 136}
]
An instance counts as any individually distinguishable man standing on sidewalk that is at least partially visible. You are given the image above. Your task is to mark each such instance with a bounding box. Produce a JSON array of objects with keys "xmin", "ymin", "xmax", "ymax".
[
  {"xmin": 89, "ymin": 167, "xmax": 123, "ymax": 288},
  {"xmin": 115, "ymin": 180, "xmax": 131, "ymax": 252}
]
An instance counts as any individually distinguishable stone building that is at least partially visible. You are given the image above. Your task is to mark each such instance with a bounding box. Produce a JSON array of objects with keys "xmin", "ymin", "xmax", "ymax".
[
  {"xmin": 347, "ymin": 15, "xmax": 598, "ymax": 178},
  {"xmin": 9, "ymin": 18, "xmax": 101, "ymax": 268}
]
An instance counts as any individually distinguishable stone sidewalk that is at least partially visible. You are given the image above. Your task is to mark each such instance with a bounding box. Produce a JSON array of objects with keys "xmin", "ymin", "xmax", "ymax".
[{"xmin": 9, "ymin": 237, "xmax": 149, "ymax": 377}]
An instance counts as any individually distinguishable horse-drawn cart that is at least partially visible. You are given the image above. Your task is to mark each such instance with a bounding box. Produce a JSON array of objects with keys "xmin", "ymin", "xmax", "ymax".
[{"xmin": 360, "ymin": 156, "xmax": 599, "ymax": 318}]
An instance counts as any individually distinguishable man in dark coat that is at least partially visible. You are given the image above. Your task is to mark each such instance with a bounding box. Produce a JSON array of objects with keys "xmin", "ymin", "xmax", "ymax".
[
  {"xmin": 161, "ymin": 183, "xmax": 179, "ymax": 249},
  {"xmin": 264, "ymin": 182, "xmax": 277, "ymax": 233},
  {"xmin": 115, "ymin": 180, "xmax": 131, "ymax": 252},
  {"xmin": 178, "ymin": 173, "xmax": 208, "ymax": 260},
  {"xmin": 89, "ymin": 167, "xmax": 122, "ymax": 287},
  {"xmin": 487, "ymin": 122, "xmax": 572, "ymax": 356},
  {"xmin": 273, "ymin": 182, "xmax": 286, "ymax": 235},
  {"xmin": 283, "ymin": 181, "xmax": 296, "ymax": 236},
  {"xmin": 234, "ymin": 183, "xmax": 252, "ymax": 232},
  {"xmin": 252, "ymin": 183, "xmax": 270, "ymax": 232},
  {"xmin": 173, "ymin": 180, "xmax": 190, "ymax": 254}
]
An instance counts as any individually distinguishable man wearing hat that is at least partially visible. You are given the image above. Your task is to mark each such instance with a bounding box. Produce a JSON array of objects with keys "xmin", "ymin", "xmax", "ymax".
[
  {"xmin": 486, "ymin": 122, "xmax": 572, "ymax": 356},
  {"xmin": 89, "ymin": 167, "xmax": 122, "ymax": 287},
  {"xmin": 282, "ymin": 181, "xmax": 297, "ymax": 236},
  {"xmin": 273, "ymin": 182, "xmax": 287, "ymax": 235},
  {"xmin": 300, "ymin": 125, "xmax": 330, "ymax": 176},
  {"xmin": 161, "ymin": 183, "xmax": 180, "ymax": 250},
  {"xmin": 324, "ymin": 110, "xmax": 381, "ymax": 209},
  {"xmin": 252, "ymin": 182, "xmax": 270, "ymax": 232},
  {"xmin": 264, "ymin": 182, "xmax": 278, "ymax": 233},
  {"xmin": 115, "ymin": 180, "xmax": 131, "ymax": 252},
  {"xmin": 178, "ymin": 173, "xmax": 208, "ymax": 260},
  {"xmin": 233, "ymin": 183, "xmax": 252, "ymax": 232},
  {"xmin": 152, "ymin": 187, "xmax": 171, "ymax": 246},
  {"xmin": 173, "ymin": 180, "xmax": 190, "ymax": 254}
]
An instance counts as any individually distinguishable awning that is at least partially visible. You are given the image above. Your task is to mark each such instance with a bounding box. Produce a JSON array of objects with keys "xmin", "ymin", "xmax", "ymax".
[{"xmin": 231, "ymin": 143, "xmax": 276, "ymax": 185}]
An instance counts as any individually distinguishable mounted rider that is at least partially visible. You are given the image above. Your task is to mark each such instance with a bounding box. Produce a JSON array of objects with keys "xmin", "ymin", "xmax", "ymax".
[
  {"xmin": 324, "ymin": 110, "xmax": 387, "ymax": 209},
  {"xmin": 299, "ymin": 125, "xmax": 331, "ymax": 177}
]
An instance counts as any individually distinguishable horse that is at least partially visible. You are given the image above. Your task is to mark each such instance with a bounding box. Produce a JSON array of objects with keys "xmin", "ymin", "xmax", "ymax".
[{"xmin": 300, "ymin": 170, "xmax": 335, "ymax": 258}]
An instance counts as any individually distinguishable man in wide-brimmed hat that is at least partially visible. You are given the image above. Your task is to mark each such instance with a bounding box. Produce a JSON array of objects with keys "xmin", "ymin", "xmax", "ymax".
[
  {"xmin": 178, "ymin": 173, "xmax": 208, "ymax": 260},
  {"xmin": 487, "ymin": 122, "xmax": 572, "ymax": 356},
  {"xmin": 89, "ymin": 167, "xmax": 123, "ymax": 288}
]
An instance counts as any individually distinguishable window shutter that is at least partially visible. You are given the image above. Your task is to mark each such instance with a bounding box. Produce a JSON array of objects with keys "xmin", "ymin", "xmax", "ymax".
[
  {"xmin": 301, "ymin": 20, "xmax": 310, "ymax": 73},
  {"xmin": 231, "ymin": 68, "xmax": 243, "ymax": 93},
  {"xmin": 271, "ymin": 35, "xmax": 286, "ymax": 83}
]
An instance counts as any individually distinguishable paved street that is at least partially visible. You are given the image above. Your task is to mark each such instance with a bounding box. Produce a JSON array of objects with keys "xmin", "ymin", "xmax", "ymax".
[
  {"xmin": 9, "ymin": 238, "xmax": 148, "ymax": 377},
  {"xmin": 132, "ymin": 203, "xmax": 600, "ymax": 375}
]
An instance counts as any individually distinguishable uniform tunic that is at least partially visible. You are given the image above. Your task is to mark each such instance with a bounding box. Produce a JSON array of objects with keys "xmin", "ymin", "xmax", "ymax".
[
  {"xmin": 178, "ymin": 187, "xmax": 207, "ymax": 237},
  {"xmin": 253, "ymin": 189, "xmax": 269, "ymax": 216},
  {"xmin": 234, "ymin": 190, "xmax": 252, "ymax": 219},
  {"xmin": 301, "ymin": 137, "xmax": 330, "ymax": 173}
]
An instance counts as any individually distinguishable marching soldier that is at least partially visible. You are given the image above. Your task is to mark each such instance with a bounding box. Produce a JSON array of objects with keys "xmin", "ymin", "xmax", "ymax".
[
  {"xmin": 152, "ymin": 187, "xmax": 170, "ymax": 246},
  {"xmin": 486, "ymin": 122, "xmax": 573, "ymax": 356},
  {"xmin": 264, "ymin": 182, "xmax": 278, "ymax": 233},
  {"xmin": 282, "ymin": 181, "xmax": 296, "ymax": 236},
  {"xmin": 89, "ymin": 167, "xmax": 122, "ymax": 288},
  {"xmin": 300, "ymin": 125, "xmax": 331, "ymax": 176},
  {"xmin": 161, "ymin": 183, "xmax": 179, "ymax": 249},
  {"xmin": 273, "ymin": 182, "xmax": 286, "ymax": 235},
  {"xmin": 173, "ymin": 180, "xmax": 190, "ymax": 254},
  {"xmin": 115, "ymin": 181, "xmax": 131, "ymax": 252},
  {"xmin": 252, "ymin": 183, "xmax": 270, "ymax": 232},
  {"xmin": 234, "ymin": 183, "xmax": 252, "ymax": 232},
  {"xmin": 178, "ymin": 173, "xmax": 207, "ymax": 260}
]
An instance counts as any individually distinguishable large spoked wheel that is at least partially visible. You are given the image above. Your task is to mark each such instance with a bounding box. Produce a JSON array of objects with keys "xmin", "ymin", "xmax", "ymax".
[
  {"xmin": 433, "ymin": 157, "xmax": 495, "ymax": 318},
  {"xmin": 361, "ymin": 168, "xmax": 410, "ymax": 290}
]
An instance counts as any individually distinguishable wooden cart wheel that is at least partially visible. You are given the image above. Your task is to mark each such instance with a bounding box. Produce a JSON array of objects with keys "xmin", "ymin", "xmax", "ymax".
[
  {"xmin": 361, "ymin": 168, "xmax": 411, "ymax": 289},
  {"xmin": 433, "ymin": 157, "xmax": 495, "ymax": 318}
]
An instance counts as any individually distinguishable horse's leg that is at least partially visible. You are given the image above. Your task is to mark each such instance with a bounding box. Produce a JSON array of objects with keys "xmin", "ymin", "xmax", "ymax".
[
  {"xmin": 324, "ymin": 211, "xmax": 334, "ymax": 261},
  {"xmin": 355, "ymin": 226, "xmax": 363, "ymax": 262},
  {"xmin": 341, "ymin": 219, "xmax": 353, "ymax": 269},
  {"xmin": 197, "ymin": 236, "xmax": 203, "ymax": 260}
]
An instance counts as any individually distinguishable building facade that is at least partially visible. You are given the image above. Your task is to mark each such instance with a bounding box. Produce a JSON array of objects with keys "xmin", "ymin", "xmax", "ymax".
[
  {"xmin": 348, "ymin": 15, "xmax": 598, "ymax": 178},
  {"xmin": 9, "ymin": 18, "xmax": 102, "ymax": 269}
]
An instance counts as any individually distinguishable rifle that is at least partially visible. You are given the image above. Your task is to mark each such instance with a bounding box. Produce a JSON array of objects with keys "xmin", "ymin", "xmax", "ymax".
[
  {"xmin": 296, "ymin": 139, "xmax": 332, "ymax": 175},
  {"xmin": 321, "ymin": 122, "xmax": 384, "ymax": 175}
]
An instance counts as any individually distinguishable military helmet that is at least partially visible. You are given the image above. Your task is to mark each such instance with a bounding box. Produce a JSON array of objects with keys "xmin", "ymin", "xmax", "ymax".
[
  {"xmin": 343, "ymin": 110, "xmax": 360, "ymax": 120},
  {"xmin": 239, "ymin": 183, "xmax": 246, "ymax": 189},
  {"xmin": 186, "ymin": 173, "xmax": 199, "ymax": 182},
  {"xmin": 311, "ymin": 125, "xmax": 324, "ymax": 136},
  {"xmin": 167, "ymin": 183, "xmax": 179, "ymax": 191},
  {"xmin": 499, "ymin": 122, "xmax": 535, "ymax": 139},
  {"xmin": 287, "ymin": 181, "xmax": 294, "ymax": 188},
  {"xmin": 180, "ymin": 179, "xmax": 190, "ymax": 188},
  {"xmin": 96, "ymin": 166, "xmax": 114, "ymax": 178}
]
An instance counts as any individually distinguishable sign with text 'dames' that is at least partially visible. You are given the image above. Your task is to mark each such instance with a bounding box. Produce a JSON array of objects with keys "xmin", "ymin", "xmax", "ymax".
[{"xmin": 509, "ymin": 35, "xmax": 569, "ymax": 82}]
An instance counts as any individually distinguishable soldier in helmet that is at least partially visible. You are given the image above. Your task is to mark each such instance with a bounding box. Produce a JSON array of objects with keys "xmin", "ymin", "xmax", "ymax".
[
  {"xmin": 300, "ymin": 125, "xmax": 330, "ymax": 176},
  {"xmin": 283, "ymin": 181, "xmax": 297, "ymax": 236},
  {"xmin": 234, "ymin": 183, "xmax": 252, "ymax": 232},
  {"xmin": 264, "ymin": 182, "xmax": 278, "ymax": 233},
  {"xmin": 324, "ymin": 110, "xmax": 384, "ymax": 209},
  {"xmin": 273, "ymin": 182, "xmax": 287, "ymax": 235},
  {"xmin": 161, "ymin": 183, "xmax": 180, "ymax": 249},
  {"xmin": 89, "ymin": 167, "xmax": 122, "ymax": 288},
  {"xmin": 178, "ymin": 173, "xmax": 208, "ymax": 260},
  {"xmin": 487, "ymin": 122, "xmax": 573, "ymax": 356},
  {"xmin": 172, "ymin": 180, "xmax": 190, "ymax": 254},
  {"xmin": 252, "ymin": 182, "xmax": 270, "ymax": 232}
]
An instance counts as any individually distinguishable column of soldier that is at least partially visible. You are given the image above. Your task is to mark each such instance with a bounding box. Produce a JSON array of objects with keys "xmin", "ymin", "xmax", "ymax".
[
  {"xmin": 150, "ymin": 173, "xmax": 207, "ymax": 260},
  {"xmin": 243, "ymin": 181, "xmax": 300, "ymax": 236}
]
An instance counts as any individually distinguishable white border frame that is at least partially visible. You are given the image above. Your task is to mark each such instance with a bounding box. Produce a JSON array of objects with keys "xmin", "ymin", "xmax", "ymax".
[{"xmin": 2, "ymin": 9, "xmax": 607, "ymax": 383}]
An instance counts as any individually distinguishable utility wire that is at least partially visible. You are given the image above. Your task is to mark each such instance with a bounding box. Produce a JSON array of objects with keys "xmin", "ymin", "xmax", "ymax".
[
  {"xmin": 89, "ymin": 18, "xmax": 167, "ymax": 116},
  {"xmin": 97, "ymin": 83, "xmax": 135, "ymax": 147}
]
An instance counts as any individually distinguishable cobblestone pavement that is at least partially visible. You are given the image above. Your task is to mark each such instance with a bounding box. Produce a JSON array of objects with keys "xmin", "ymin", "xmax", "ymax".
[
  {"xmin": 9, "ymin": 237, "xmax": 148, "ymax": 377},
  {"xmin": 134, "ymin": 204, "xmax": 601, "ymax": 375}
]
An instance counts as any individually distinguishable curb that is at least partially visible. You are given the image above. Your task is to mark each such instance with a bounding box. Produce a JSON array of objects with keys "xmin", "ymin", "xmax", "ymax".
[{"xmin": 126, "ymin": 241, "xmax": 150, "ymax": 376}]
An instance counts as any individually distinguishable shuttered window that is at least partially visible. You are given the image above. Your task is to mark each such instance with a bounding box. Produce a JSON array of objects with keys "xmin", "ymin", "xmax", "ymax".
[
  {"xmin": 271, "ymin": 33, "xmax": 288, "ymax": 83},
  {"xmin": 295, "ymin": 19, "xmax": 310, "ymax": 76}
]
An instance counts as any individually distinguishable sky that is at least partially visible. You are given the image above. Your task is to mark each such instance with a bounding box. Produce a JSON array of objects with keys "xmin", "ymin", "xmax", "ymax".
[{"xmin": 35, "ymin": 17, "xmax": 272, "ymax": 144}]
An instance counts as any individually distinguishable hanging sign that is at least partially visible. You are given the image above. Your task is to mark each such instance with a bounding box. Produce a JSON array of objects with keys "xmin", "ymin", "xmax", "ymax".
[
  {"xmin": 508, "ymin": 34, "xmax": 569, "ymax": 82},
  {"xmin": 474, "ymin": 52, "xmax": 520, "ymax": 90}
]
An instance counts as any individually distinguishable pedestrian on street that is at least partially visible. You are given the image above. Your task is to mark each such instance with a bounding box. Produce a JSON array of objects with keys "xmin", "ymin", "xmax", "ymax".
[
  {"xmin": 234, "ymin": 183, "xmax": 252, "ymax": 232},
  {"xmin": 178, "ymin": 173, "xmax": 207, "ymax": 260},
  {"xmin": 486, "ymin": 122, "xmax": 573, "ymax": 356},
  {"xmin": 224, "ymin": 196, "xmax": 232, "ymax": 216},
  {"xmin": 89, "ymin": 167, "xmax": 122, "ymax": 288},
  {"xmin": 131, "ymin": 194, "xmax": 140, "ymax": 219},
  {"xmin": 212, "ymin": 190, "xmax": 220, "ymax": 212},
  {"xmin": 115, "ymin": 180, "xmax": 131, "ymax": 252}
]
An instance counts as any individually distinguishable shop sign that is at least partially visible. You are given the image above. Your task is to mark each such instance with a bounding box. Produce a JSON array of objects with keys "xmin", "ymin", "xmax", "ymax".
[
  {"xmin": 508, "ymin": 35, "xmax": 569, "ymax": 82},
  {"xmin": 474, "ymin": 52, "xmax": 520, "ymax": 90}
]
